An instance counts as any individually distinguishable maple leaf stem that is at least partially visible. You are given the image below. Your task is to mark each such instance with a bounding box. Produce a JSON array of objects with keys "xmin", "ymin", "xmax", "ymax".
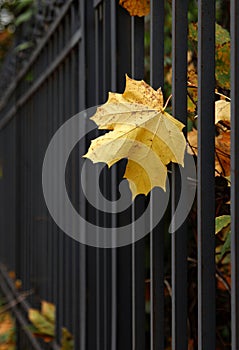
[
  {"xmin": 187, "ymin": 91, "xmax": 198, "ymax": 109},
  {"xmin": 215, "ymin": 91, "xmax": 231, "ymax": 101},
  {"xmin": 162, "ymin": 94, "xmax": 172, "ymax": 111},
  {"xmin": 187, "ymin": 140, "xmax": 198, "ymax": 158}
]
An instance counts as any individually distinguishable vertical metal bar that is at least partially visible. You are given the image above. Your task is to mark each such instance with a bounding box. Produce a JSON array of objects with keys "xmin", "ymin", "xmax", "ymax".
[
  {"xmin": 69, "ymin": 3, "xmax": 79, "ymax": 341},
  {"xmin": 171, "ymin": 1, "xmax": 188, "ymax": 349},
  {"xmin": 40, "ymin": 80, "xmax": 48, "ymax": 300},
  {"xmin": 149, "ymin": 1, "xmax": 165, "ymax": 349},
  {"xmin": 15, "ymin": 95, "xmax": 22, "ymax": 289},
  {"xmin": 231, "ymin": 1, "xmax": 239, "ymax": 349},
  {"xmin": 131, "ymin": 14, "xmax": 146, "ymax": 350},
  {"xmin": 150, "ymin": 0, "xmax": 164, "ymax": 88},
  {"xmin": 197, "ymin": 1, "xmax": 215, "ymax": 349},
  {"xmin": 57, "ymin": 41, "xmax": 65, "ymax": 342},
  {"xmin": 68, "ymin": 3, "xmax": 80, "ymax": 343},
  {"xmin": 116, "ymin": 6, "xmax": 132, "ymax": 350},
  {"xmin": 131, "ymin": 17, "xmax": 145, "ymax": 78},
  {"xmin": 110, "ymin": 0, "xmax": 117, "ymax": 92},
  {"xmin": 102, "ymin": 2, "xmax": 113, "ymax": 350},
  {"xmin": 47, "ymin": 32, "xmax": 54, "ymax": 302},
  {"xmin": 95, "ymin": 5, "xmax": 103, "ymax": 350},
  {"xmin": 33, "ymin": 89, "xmax": 39, "ymax": 298},
  {"xmin": 85, "ymin": 1, "xmax": 97, "ymax": 349},
  {"xmin": 64, "ymin": 53, "xmax": 72, "ymax": 330},
  {"xmin": 24, "ymin": 105, "xmax": 28, "ymax": 290},
  {"xmin": 103, "ymin": 0, "xmax": 111, "ymax": 97},
  {"xmin": 78, "ymin": 0, "xmax": 87, "ymax": 349},
  {"xmin": 110, "ymin": 2, "xmax": 117, "ymax": 349},
  {"xmin": 52, "ymin": 25, "xmax": 59, "ymax": 339}
]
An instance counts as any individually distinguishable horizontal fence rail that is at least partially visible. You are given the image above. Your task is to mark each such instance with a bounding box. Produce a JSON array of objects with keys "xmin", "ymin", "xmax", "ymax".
[{"xmin": 0, "ymin": 0, "xmax": 236, "ymax": 349}]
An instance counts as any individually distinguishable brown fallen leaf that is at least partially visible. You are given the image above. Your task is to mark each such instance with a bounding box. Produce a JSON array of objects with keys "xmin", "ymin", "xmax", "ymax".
[
  {"xmin": 215, "ymin": 126, "xmax": 230, "ymax": 176},
  {"xmin": 119, "ymin": 0, "xmax": 150, "ymax": 17},
  {"xmin": 188, "ymin": 98, "xmax": 231, "ymax": 176},
  {"xmin": 187, "ymin": 128, "xmax": 198, "ymax": 156}
]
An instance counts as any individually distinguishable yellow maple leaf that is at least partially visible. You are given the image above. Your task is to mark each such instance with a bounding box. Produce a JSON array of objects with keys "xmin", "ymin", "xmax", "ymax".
[
  {"xmin": 41, "ymin": 301, "xmax": 55, "ymax": 324},
  {"xmin": 84, "ymin": 75, "xmax": 186, "ymax": 199},
  {"xmin": 119, "ymin": 0, "xmax": 150, "ymax": 17}
]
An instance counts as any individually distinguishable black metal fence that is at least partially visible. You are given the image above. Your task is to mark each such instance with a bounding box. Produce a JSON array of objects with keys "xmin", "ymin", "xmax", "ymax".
[{"xmin": 0, "ymin": 0, "xmax": 237, "ymax": 349}]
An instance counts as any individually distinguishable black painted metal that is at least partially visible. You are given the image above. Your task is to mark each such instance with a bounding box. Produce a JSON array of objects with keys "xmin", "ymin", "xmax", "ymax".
[
  {"xmin": 171, "ymin": 1, "xmax": 188, "ymax": 349},
  {"xmin": 197, "ymin": 1, "xmax": 216, "ymax": 349},
  {"xmin": 149, "ymin": 8, "xmax": 165, "ymax": 350},
  {"xmin": 0, "ymin": 1, "xmax": 236, "ymax": 349},
  {"xmin": 231, "ymin": 1, "xmax": 239, "ymax": 349}
]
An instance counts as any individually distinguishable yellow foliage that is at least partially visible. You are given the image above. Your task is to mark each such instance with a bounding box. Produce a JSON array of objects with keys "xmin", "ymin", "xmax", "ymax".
[
  {"xmin": 84, "ymin": 75, "xmax": 186, "ymax": 199},
  {"xmin": 0, "ymin": 309, "xmax": 15, "ymax": 350},
  {"xmin": 119, "ymin": 0, "xmax": 150, "ymax": 17},
  {"xmin": 28, "ymin": 301, "xmax": 55, "ymax": 340}
]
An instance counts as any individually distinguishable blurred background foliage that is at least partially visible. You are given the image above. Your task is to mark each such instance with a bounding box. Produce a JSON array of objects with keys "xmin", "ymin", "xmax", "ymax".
[{"xmin": 0, "ymin": 0, "xmax": 34, "ymax": 65}]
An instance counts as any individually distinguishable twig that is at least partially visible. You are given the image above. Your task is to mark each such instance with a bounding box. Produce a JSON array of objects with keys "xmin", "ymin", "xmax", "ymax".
[
  {"xmin": 188, "ymin": 257, "xmax": 231, "ymax": 295},
  {"xmin": 187, "ymin": 90, "xmax": 198, "ymax": 112},
  {"xmin": 215, "ymin": 268, "xmax": 231, "ymax": 295},
  {"xmin": 187, "ymin": 139, "xmax": 198, "ymax": 158},
  {"xmin": 164, "ymin": 279, "xmax": 172, "ymax": 297},
  {"xmin": 215, "ymin": 91, "xmax": 231, "ymax": 101},
  {"xmin": 162, "ymin": 94, "xmax": 172, "ymax": 111}
]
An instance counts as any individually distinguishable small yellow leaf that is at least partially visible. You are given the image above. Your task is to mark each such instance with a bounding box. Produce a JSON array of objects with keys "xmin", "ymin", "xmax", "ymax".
[
  {"xmin": 41, "ymin": 301, "xmax": 55, "ymax": 324},
  {"xmin": 61, "ymin": 328, "xmax": 74, "ymax": 350},
  {"xmin": 84, "ymin": 75, "xmax": 186, "ymax": 199},
  {"xmin": 28, "ymin": 309, "xmax": 55, "ymax": 337},
  {"xmin": 119, "ymin": 0, "xmax": 150, "ymax": 17}
]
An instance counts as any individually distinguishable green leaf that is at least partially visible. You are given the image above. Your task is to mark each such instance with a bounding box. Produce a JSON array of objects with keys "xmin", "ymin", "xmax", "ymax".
[
  {"xmin": 215, "ymin": 23, "xmax": 230, "ymax": 46},
  {"xmin": 25, "ymin": 71, "xmax": 34, "ymax": 82},
  {"xmin": 15, "ymin": 0, "xmax": 33, "ymax": 13},
  {"xmin": 188, "ymin": 22, "xmax": 198, "ymax": 42},
  {"xmin": 15, "ymin": 41, "xmax": 33, "ymax": 52},
  {"xmin": 215, "ymin": 41, "xmax": 230, "ymax": 89},
  {"xmin": 220, "ymin": 231, "xmax": 231, "ymax": 259},
  {"xmin": 189, "ymin": 22, "xmax": 230, "ymax": 46},
  {"xmin": 15, "ymin": 9, "xmax": 33, "ymax": 26},
  {"xmin": 215, "ymin": 215, "xmax": 231, "ymax": 234},
  {"xmin": 188, "ymin": 22, "xmax": 230, "ymax": 89},
  {"xmin": 41, "ymin": 301, "xmax": 55, "ymax": 324}
]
